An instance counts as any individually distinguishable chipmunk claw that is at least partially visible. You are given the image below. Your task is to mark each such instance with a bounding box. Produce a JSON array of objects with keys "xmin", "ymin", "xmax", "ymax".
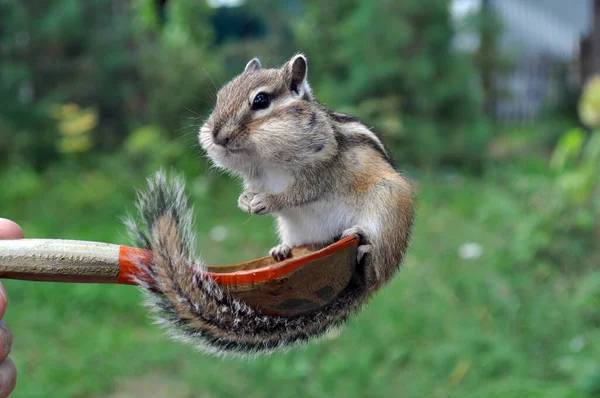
[
  {"xmin": 270, "ymin": 243, "xmax": 291, "ymax": 261},
  {"xmin": 238, "ymin": 192, "xmax": 278, "ymax": 215},
  {"xmin": 341, "ymin": 225, "xmax": 372, "ymax": 264},
  {"xmin": 356, "ymin": 244, "xmax": 373, "ymax": 263}
]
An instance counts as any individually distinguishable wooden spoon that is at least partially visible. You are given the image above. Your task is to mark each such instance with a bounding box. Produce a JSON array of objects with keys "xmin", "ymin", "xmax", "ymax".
[{"xmin": 0, "ymin": 235, "xmax": 360, "ymax": 317}]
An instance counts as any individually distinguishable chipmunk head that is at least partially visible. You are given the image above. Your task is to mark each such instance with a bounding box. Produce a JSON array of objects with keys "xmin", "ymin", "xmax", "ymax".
[{"xmin": 199, "ymin": 54, "xmax": 338, "ymax": 173}]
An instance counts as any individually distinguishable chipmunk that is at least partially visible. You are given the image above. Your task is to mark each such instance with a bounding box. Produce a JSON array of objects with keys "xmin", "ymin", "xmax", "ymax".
[{"xmin": 126, "ymin": 54, "xmax": 414, "ymax": 357}]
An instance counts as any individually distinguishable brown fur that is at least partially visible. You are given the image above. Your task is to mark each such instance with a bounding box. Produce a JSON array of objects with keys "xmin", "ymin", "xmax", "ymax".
[{"xmin": 126, "ymin": 54, "xmax": 415, "ymax": 357}]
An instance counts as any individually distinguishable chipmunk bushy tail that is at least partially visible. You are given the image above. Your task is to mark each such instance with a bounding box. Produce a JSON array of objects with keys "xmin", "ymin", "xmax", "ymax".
[{"xmin": 124, "ymin": 170, "xmax": 367, "ymax": 358}]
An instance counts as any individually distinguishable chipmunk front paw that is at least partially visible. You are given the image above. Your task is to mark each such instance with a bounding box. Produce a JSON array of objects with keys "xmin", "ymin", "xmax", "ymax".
[
  {"xmin": 269, "ymin": 243, "xmax": 291, "ymax": 261},
  {"xmin": 238, "ymin": 192, "xmax": 280, "ymax": 215}
]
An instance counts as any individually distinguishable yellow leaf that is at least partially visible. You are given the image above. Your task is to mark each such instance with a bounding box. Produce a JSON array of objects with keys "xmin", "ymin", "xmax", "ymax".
[
  {"xmin": 448, "ymin": 359, "xmax": 472, "ymax": 386},
  {"xmin": 49, "ymin": 103, "xmax": 81, "ymax": 119},
  {"xmin": 550, "ymin": 128, "xmax": 585, "ymax": 171},
  {"xmin": 57, "ymin": 135, "xmax": 93, "ymax": 153},
  {"xmin": 579, "ymin": 76, "xmax": 600, "ymax": 128},
  {"xmin": 58, "ymin": 111, "xmax": 98, "ymax": 136}
]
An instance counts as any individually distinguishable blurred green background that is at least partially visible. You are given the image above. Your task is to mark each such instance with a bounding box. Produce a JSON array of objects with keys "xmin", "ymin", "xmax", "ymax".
[{"xmin": 1, "ymin": 0, "xmax": 600, "ymax": 397}]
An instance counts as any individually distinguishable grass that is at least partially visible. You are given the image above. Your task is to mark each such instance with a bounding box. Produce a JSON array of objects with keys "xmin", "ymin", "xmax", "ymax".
[{"xmin": 1, "ymin": 162, "xmax": 599, "ymax": 398}]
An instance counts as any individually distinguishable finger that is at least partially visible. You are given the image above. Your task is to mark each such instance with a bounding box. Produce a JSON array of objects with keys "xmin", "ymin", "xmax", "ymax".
[
  {"xmin": 0, "ymin": 220, "xmax": 23, "ymax": 240},
  {"xmin": 0, "ymin": 283, "xmax": 6, "ymax": 319},
  {"xmin": 0, "ymin": 322, "xmax": 11, "ymax": 363},
  {"xmin": 0, "ymin": 357, "xmax": 16, "ymax": 398}
]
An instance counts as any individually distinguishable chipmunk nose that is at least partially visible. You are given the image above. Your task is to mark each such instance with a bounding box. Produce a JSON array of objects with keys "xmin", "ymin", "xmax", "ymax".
[
  {"xmin": 212, "ymin": 123, "xmax": 231, "ymax": 147},
  {"xmin": 213, "ymin": 133, "xmax": 230, "ymax": 147}
]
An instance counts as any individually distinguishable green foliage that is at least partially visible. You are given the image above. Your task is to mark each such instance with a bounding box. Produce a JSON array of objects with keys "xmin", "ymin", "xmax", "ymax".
[
  {"xmin": 535, "ymin": 80, "xmax": 600, "ymax": 268},
  {"xmin": 1, "ymin": 0, "xmax": 496, "ymax": 171},
  {"xmin": 579, "ymin": 76, "xmax": 600, "ymax": 129},
  {"xmin": 0, "ymin": 2, "xmax": 596, "ymax": 397},
  {"xmin": 293, "ymin": 0, "xmax": 492, "ymax": 169},
  {"xmin": 0, "ymin": 0, "xmax": 220, "ymax": 169},
  {"xmin": 2, "ymin": 152, "xmax": 599, "ymax": 397},
  {"xmin": 552, "ymin": 128, "xmax": 600, "ymax": 203},
  {"xmin": 132, "ymin": 0, "xmax": 223, "ymax": 135},
  {"xmin": 482, "ymin": 126, "xmax": 599, "ymax": 273},
  {"xmin": 0, "ymin": 0, "xmax": 142, "ymax": 167}
]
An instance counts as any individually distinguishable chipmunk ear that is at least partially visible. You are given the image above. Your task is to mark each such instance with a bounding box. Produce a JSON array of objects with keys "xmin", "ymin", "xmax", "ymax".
[
  {"xmin": 244, "ymin": 58, "xmax": 262, "ymax": 73},
  {"xmin": 285, "ymin": 53, "xmax": 309, "ymax": 96}
]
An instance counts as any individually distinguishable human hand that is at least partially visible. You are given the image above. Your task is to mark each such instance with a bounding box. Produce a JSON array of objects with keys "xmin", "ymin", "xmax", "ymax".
[{"xmin": 0, "ymin": 219, "xmax": 20, "ymax": 397}]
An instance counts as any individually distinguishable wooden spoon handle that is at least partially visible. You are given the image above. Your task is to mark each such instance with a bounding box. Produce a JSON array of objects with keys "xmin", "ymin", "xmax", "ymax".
[
  {"xmin": 0, "ymin": 236, "xmax": 360, "ymax": 292},
  {"xmin": 0, "ymin": 239, "xmax": 127, "ymax": 283}
]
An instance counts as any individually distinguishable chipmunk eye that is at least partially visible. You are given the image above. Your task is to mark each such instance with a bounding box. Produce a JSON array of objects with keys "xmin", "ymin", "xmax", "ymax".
[{"xmin": 251, "ymin": 92, "xmax": 271, "ymax": 110}]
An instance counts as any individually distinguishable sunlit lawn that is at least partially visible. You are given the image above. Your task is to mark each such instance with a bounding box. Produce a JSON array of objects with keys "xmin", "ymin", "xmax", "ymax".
[{"xmin": 2, "ymin": 165, "xmax": 599, "ymax": 398}]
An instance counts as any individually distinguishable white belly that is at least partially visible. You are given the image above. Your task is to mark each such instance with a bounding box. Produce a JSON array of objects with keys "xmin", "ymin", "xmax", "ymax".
[{"xmin": 275, "ymin": 199, "xmax": 356, "ymax": 246}]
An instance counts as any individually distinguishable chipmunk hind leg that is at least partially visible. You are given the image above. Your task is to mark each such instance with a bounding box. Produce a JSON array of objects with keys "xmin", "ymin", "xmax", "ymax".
[{"xmin": 358, "ymin": 178, "xmax": 414, "ymax": 290}]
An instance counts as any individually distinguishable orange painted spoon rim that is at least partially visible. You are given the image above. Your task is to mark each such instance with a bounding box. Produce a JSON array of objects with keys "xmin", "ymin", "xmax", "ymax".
[{"xmin": 118, "ymin": 234, "xmax": 360, "ymax": 286}]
